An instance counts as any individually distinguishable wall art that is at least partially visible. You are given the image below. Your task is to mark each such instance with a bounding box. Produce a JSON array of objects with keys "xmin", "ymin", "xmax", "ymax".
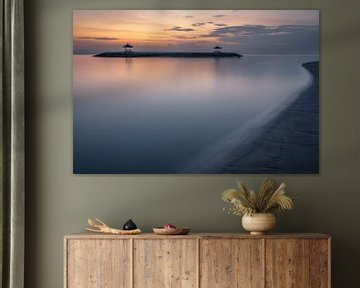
[{"xmin": 73, "ymin": 10, "xmax": 319, "ymax": 174}]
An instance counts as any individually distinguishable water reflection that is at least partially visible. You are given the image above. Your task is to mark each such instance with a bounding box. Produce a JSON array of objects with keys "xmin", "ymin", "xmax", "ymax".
[
  {"xmin": 125, "ymin": 57, "xmax": 133, "ymax": 68},
  {"xmin": 73, "ymin": 54, "xmax": 318, "ymax": 173}
]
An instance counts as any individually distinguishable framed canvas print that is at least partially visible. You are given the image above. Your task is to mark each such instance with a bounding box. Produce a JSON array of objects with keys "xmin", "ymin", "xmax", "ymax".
[{"xmin": 73, "ymin": 10, "xmax": 319, "ymax": 174}]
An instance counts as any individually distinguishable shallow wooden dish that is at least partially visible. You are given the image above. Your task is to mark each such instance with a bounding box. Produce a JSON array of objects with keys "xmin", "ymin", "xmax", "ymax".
[{"xmin": 153, "ymin": 227, "xmax": 190, "ymax": 235}]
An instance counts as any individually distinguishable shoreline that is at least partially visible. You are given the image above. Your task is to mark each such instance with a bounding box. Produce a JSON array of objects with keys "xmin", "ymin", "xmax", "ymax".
[
  {"xmin": 94, "ymin": 51, "xmax": 242, "ymax": 58},
  {"xmin": 218, "ymin": 61, "xmax": 319, "ymax": 174}
]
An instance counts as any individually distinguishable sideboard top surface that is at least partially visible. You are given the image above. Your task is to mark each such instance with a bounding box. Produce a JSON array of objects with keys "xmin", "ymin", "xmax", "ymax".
[{"xmin": 64, "ymin": 232, "xmax": 330, "ymax": 240}]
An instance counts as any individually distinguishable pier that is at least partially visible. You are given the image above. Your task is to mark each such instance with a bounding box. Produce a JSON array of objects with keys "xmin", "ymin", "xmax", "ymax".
[{"xmin": 94, "ymin": 51, "xmax": 242, "ymax": 58}]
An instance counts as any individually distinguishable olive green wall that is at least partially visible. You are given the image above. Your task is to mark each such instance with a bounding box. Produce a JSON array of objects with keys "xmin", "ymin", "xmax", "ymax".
[{"xmin": 24, "ymin": 0, "xmax": 360, "ymax": 287}]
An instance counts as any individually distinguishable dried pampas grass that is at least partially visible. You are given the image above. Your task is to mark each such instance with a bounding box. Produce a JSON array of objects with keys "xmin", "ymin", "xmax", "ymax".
[{"xmin": 222, "ymin": 179, "xmax": 294, "ymax": 216}]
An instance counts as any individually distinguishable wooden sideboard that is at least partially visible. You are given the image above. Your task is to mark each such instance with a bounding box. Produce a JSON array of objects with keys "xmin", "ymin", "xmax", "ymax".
[{"xmin": 64, "ymin": 233, "xmax": 330, "ymax": 288}]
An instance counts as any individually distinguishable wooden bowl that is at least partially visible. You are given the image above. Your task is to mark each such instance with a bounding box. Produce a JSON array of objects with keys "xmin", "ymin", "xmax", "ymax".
[{"xmin": 153, "ymin": 227, "xmax": 190, "ymax": 235}]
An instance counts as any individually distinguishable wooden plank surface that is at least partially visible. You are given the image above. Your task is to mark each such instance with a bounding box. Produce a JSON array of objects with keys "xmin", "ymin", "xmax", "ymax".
[
  {"xmin": 64, "ymin": 239, "xmax": 68, "ymax": 288},
  {"xmin": 200, "ymin": 239, "xmax": 264, "ymax": 288},
  {"xmin": 310, "ymin": 239, "xmax": 330, "ymax": 288},
  {"xmin": 265, "ymin": 239, "xmax": 310, "ymax": 288},
  {"xmin": 64, "ymin": 234, "xmax": 331, "ymax": 288},
  {"xmin": 65, "ymin": 233, "xmax": 330, "ymax": 240},
  {"xmin": 66, "ymin": 239, "xmax": 131, "ymax": 288},
  {"xmin": 133, "ymin": 239, "xmax": 197, "ymax": 288}
]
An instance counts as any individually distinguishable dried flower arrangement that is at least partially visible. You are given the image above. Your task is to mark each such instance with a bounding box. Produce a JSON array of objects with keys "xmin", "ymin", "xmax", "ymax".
[{"xmin": 222, "ymin": 178, "xmax": 294, "ymax": 216}]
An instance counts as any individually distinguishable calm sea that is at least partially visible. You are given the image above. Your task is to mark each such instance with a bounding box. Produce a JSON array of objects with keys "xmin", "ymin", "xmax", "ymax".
[{"xmin": 73, "ymin": 54, "xmax": 318, "ymax": 173}]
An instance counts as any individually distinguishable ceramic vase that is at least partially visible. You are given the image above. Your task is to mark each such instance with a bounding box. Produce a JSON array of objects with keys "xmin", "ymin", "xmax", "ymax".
[{"xmin": 242, "ymin": 213, "xmax": 276, "ymax": 235}]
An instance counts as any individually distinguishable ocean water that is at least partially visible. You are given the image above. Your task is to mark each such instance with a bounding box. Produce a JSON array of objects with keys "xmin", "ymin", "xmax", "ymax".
[{"xmin": 73, "ymin": 54, "xmax": 318, "ymax": 173}]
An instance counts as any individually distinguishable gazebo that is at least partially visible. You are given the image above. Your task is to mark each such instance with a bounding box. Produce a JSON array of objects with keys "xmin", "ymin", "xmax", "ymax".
[
  {"xmin": 213, "ymin": 45, "xmax": 222, "ymax": 53},
  {"xmin": 123, "ymin": 43, "xmax": 133, "ymax": 53}
]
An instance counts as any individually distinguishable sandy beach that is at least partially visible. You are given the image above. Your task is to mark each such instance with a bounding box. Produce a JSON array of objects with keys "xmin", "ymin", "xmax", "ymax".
[{"xmin": 219, "ymin": 61, "xmax": 319, "ymax": 174}]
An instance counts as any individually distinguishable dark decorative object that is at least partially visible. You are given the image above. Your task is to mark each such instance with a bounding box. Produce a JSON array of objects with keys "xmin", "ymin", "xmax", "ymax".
[{"xmin": 123, "ymin": 219, "xmax": 137, "ymax": 230}]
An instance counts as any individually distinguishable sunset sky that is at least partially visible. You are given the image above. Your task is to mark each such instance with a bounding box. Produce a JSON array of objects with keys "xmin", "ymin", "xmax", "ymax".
[{"xmin": 73, "ymin": 10, "xmax": 319, "ymax": 55}]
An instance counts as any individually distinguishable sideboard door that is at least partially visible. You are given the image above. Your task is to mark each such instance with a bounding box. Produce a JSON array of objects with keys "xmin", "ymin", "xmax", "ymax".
[
  {"xmin": 310, "ymin": 239, "xmax": 330, "ymax": 288},
  {"xmin": 266, "ymin": 239, "xmax": 309, "ymax": 287},
  {"xmin": 134, "ymin": 239, "xmax": 198, "ymax": 288},
  {"xmin": 66, "ymin": 239, "xmax": 131, "ymax": 288},
  {"xmin": 265, "ymin": 238, "xmax": 329, "ymax": 288},
  {"xmin": 200, "ymin": 239, "xmax": 264, "ymax": 288}
]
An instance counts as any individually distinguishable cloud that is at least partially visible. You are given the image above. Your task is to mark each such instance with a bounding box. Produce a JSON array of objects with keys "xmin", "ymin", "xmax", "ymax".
[
  {"xmin": 165, "ymin": 26, "xmax": 195, "ymax": 32},
  {"xmin": 192, "ymin": 22, "xmax": 207, "ymax": 27},
  {"xmin": 76, "ymin": 36, "xmax": 119, "ymax": 41},
  {"xmin": 184, "ymin": 15, "xmax": 193, "ymax": 18},
  {"xmin": 175, "ymin": 35, "xmax": 198, "ymax": 40},
  {"xmin": 192, "ymin": 22, "xmax": 216, "ymax": 27},
  {"xmin": 213, "ymin": 14, "xmax": 225, "ymax": 18},
  {"xmin": 207, "ymin": 24, "xmax": 319, "ymax": 38},
  {"xmin": 214, "ymin": 23, "xmax": 228, "ymax": 27},
  {"xmin": 203, "ymin": 24, "xmax": 319, "ymax": 54}
]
